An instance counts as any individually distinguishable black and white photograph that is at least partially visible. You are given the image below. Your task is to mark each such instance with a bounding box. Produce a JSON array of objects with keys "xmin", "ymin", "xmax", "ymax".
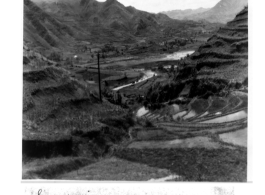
[{"xmin": 21, "ymin": 0, "xmax": 249, "ymax": 182}]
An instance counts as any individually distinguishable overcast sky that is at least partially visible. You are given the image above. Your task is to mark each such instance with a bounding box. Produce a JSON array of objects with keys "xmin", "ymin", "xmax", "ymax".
[{"xmin": 98, "ymin": 0, "xmax": 221, "ymax": 13}]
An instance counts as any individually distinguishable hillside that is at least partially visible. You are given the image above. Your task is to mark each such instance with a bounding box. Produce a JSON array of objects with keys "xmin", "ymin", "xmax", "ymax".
[
  {"xmin": 24, "ymin": 0, "xmax": 78, "ymax": 50},
  {"xmin": 124, "ymin": 9, "xmax": 248, "ymax": 182},
  {"xmin": 23, "ymin": 42, "xmax": 131, "ymax": 155},
  {"xmin": 31, "ymin": 0, "xmax": 170, "ymax": 31},
  {"xmin": 184, "ymin": 0, "xmax": 248, "ymax": 24},
  {"xmin": 146, "ymin": 6, "xmax": 248, "ymax": 105},
  {"xmin": 161, "ymin": 8, "xmax": 209, "ymax": 20},
  {"xmin": 23, "ymin": 38, "xmax": 139, "ymax": 179},
  {"xmin": 26, "ymin": 0, "xmax": 170, "ymax": 46},
  {"xmin": 24, "ymin": 0, "xmax": 220, "ymax": 52}
]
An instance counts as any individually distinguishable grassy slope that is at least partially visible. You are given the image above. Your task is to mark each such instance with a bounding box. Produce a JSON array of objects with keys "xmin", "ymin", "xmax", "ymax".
[
  {"xmin": 57, "ymin": 157, "xmax": 174, "ymax": 181},
  {"xmin": 115, "ymin": 147, "xmax": 247, "ymax": 182}
]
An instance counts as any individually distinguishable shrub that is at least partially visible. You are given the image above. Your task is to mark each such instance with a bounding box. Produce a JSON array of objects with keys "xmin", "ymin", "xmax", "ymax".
[
  {"xmin": 144, "ymin": 119, "xmax": 153, "ymax": 127},
  {"xmin": 48, "ymin": 52, "xmax": 62, "ymax": 62}
]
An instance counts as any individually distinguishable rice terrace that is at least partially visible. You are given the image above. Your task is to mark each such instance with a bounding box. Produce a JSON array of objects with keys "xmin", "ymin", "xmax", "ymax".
[{"xmin": 22, "ymin": 0, "xmax": 248, "ymax": 182}]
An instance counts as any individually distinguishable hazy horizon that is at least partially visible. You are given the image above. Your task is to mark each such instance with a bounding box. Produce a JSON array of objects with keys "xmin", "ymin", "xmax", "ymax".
[
  {"xmin": 32, "ymin": 0, "xmax": 221, "ymax": 13},
  {"xmin": 98, "ymin": 0, "xmax": 221, "ymax": 13}
]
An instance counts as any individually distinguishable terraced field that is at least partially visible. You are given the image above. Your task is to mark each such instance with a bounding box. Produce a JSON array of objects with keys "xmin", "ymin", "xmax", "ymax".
[
  {"xmin": 52, "ymin": 92, "xmax": 247, "ymax": 181},
  {"xmin": 127, "ymin": 91, "xmax": 247, "ymax": 181}
]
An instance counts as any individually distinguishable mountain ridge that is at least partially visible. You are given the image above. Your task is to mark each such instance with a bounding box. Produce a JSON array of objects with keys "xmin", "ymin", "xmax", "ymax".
[
  {"xmin": 161, "ymin": 7, "xmax": 210, "ymax": 20},
  {"xmin": 162, "ymin": 0, "xmax": 248, "ymax": 24},
  {"xmin": 25, "ymin": 0, "xmax": 218, "ymax": 51},
  {"xmin": 184, "ymin": 0, "xmax": 248, "ymax": 23}
]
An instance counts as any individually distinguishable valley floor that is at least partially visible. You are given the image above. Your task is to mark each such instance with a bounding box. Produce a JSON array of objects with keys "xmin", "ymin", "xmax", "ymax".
[
  {"xmin": 23, "ymin": 6, "xmax": 248, "ymax": 180},
  {"xmin": 22, "ymin": 49, "xmax": 247, "ymax": 182}
]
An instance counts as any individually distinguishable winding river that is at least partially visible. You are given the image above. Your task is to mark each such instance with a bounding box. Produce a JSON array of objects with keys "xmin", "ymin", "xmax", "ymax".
[
  {"xmin": 113, "ymin": 70, "xmax": 157, "ymax": 91},
  {"xmin": 113, "ymin": 50, "xmax": 194, "ymax": 91}
]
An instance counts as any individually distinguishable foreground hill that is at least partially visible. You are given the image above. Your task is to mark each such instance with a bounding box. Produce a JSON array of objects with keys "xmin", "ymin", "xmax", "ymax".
[
  {"xmin": 23, "ymin": 44, "xmax": 132, "ymax": 161},
  {"xmin": 184, "ymin": 0, "xmax": 248, "ymax": 24}
]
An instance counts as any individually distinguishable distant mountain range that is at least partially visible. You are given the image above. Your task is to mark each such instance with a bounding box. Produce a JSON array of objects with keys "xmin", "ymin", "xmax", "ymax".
[
  {"xmin": 24, "ymin": 0, "xmax": 218, "ymax": 50},
  {"xmin": 24, "ymin": 0, "xmax": 170, "ymax": 49},
  {"xmin": 162, "ymin": 0, "xmax": 248, "ymax": 24},
  {"xmin": 161, "ymin": 8, "xmax": 210, "ymax": 20},
  {"xmin": 30, "ymin": 0, "xmax": 170, "ymax": 32}
]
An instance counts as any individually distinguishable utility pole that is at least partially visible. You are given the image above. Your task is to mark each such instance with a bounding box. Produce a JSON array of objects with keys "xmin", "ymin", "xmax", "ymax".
[{"xmin": 97, "ymin": 52, "xmax": 102, "ymax": 102}]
